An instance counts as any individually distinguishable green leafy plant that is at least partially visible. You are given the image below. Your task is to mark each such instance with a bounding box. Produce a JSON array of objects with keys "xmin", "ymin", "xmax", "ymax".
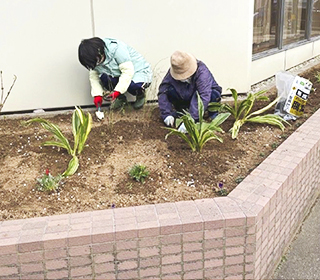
[
  {"xmin": 214, "ymin": 182, "xmax": 228, "ymax": 196},
  {"xmin": 208, "ymin": 88, "xmax": 289, "ymax": 139},
  {"xmin": 165, "ymin": 93, "xmax": 230, "ymax": 152},
  {"xmin": 37, "ymin": 169, "xmax": 62, "ymax": 192},
  {"xmin": 22, "ymin": 106, "xmax": 92, "ymax": 177},
  {"xmin": 129, "ymin": 164, "xmax": 150, "ymax": 183}
]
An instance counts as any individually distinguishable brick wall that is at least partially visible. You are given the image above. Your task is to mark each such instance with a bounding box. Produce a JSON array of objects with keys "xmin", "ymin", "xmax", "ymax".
[{"xmin": 1, "ymin": 110, "xmax": 320, "ymax": 280}]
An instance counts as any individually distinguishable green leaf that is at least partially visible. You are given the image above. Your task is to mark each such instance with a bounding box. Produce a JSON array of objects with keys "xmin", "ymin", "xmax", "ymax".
[{"xmin": 62, "ymin": 156, "xmax": 79, "ymax": 177}]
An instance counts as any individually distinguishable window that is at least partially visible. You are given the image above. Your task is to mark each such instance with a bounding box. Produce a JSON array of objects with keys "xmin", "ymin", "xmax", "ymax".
[{"xmin": 253, "ymin": 0, "xmax": 320, "ymax": 54}]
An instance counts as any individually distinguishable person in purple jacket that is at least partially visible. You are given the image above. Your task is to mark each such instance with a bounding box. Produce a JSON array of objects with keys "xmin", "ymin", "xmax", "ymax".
[{"xmin": 158, "ymin": 51, "xmax": 222, "ymax": 133}]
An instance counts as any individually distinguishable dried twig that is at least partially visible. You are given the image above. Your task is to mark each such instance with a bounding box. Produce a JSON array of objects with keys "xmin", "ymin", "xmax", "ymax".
[{"xmin": 0, "ymin": 71, "xmax": 17, "ymax": 112}]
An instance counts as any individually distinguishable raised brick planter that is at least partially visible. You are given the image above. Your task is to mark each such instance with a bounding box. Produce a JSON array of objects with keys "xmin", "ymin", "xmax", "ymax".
[{"xmin": 1, "ymin": 109, "xmax": 320, "ymax": 280}]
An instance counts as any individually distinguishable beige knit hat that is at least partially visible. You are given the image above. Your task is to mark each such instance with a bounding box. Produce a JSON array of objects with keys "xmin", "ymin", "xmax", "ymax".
[{"xmin": 170, "ymin": 51, "xmax": 197, "ymax": 80}]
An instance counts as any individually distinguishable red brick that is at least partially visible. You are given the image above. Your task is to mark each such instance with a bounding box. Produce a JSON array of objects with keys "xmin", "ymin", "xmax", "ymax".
[
  {"xmin": 161, "ymin": 254, "xmax": 181, "ymax": 265},
  {"xmin": 94, "ymin": 253, "xmax": 114, "ymax": 264},
  {"xmin": 117, "ymin": 270, "xmax": 139, "ymax": 279},
  {"xmin": 203, "ymin": 239, "xmax": 224, "ymax": 250},
  {"xmin": 117, "ymin": 250, "xmax": 138, "ymax": 260},
  {"xmin": 140, "ymin": 267, "xmax": 161, "ymax": 278},
  {"xmin": 225, "ymin": 255, "xmax": 244, "ymax": 266},
  {"xmin": 160, "ymin": 234, "xmax": 182, "ymax": 245},
  {"xmin": 70, "ymin": 256, "xmax": 92, "ymax": 267},
  {"xmin": 19, "ymin": 251, "xmax": 43, "ymax": 263},
  {"xmin": 183, "ymin": 260, "xmax": 203, "ymax": 271},
  {"xmin": 183, "ymin": 251, "xmax": 203, "ymax": 262},
  {"xmin": 226, "ymin": 227, "xmax": 246, "ymax": 237},
  {"xmin": 183, "ymin": 270, "xmax": 203, "ymax": 280},
  {"xmin": 204, "ymin": 249, "xmax": 224, "ymax": 259},
  {"xmin": 161, "ymin": 263, "xmax": 182, "ymax": 274},
  {"xmin": 68, "ymin": 245, "xmax": 91, "ymax": 256},
  {"xmin": 161, "ymin": 244, "xmax": 181, "ymax": 255},
  {"xmin": 45, "ymin": 248, "xmax": 67, "ymax": 260},
  {"xmin": 139, "ymin": 237, "xmax": 159, "ymax": 247},
  {"xmin": 94, "ymin": 262, "xmax": 115, "ymax": 274},
  {"xmin": 183, "ymin": 242, "xmax": 202, "ymax": 252},
  {"xmin": 0, "ymin": 254, "xmax": 18, "ymax": 265},
  {"xmin": 225, "ymin": 264, "xmax": 244, "ymax": 275},
  {"xmin": 46, "ymin": 259, "xmax": 68, "ymax": 270},
  {"xmin": 68, "ymin": 234, "xmax": 91, "ymax": 247},
  {"xmin": 116, "ymin": 240, "xmax": 137, "ymax": 251},
  {"xmin": 226, "ymin": 246, "xmax": 245, "ymax": 256},
  {"xmin": 0, "ymin": 266, "xmax": 19, "ymax": 277},
  {"xmin": 21, "ymin": 272, "xmax": 44, "ymax": 279},
  {"xmin": 140, "ymin": 257, "xmax": 160, "ymax": 268},
  {"xmin": 204, "ymin": 229, "xmax": 224, "ymax": 239},
  {"xmin": 117, "ymin": 260, "xmax": 138, "ymax": 270},
  {"xmin": 225, "ymin": 236, "xmax": 245, "ymax": 247},
  {"xmin": 92, "ymin": 243, "xmax": 114, "ymax": 254},
  {"xmin": 140, "ymin": 247, "xmax": 159, "ymax": 258},
  {"xmin": 183, "ymin": 231, "xmax": 203, "ymax": 242},
  {"xmin": 95, "ymin": 272, "xmax": 116, "ymax": 279},
  {"xmin": 70, "ymin": 266, "xmax": 92, "ymax": 278},
  {"xmin": 204, "ymin": 258, "xmax": 223, "ymax": 269},
  {"xmin": 204, "ymin": 267, "xmax": 224, "ymax": 278},
  {"xmin": 18, "ymin": 241, "xmax": 43, "ymax": 253},
  {"xmin": 20, "ymin": 262, "xmax": 43, "ymax": 274}
]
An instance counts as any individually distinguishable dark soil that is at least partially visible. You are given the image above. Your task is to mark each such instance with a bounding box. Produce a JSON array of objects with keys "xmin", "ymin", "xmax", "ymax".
[{"xmin": 1, "ymin": 65, "xmax": 320, "ymax": 221}]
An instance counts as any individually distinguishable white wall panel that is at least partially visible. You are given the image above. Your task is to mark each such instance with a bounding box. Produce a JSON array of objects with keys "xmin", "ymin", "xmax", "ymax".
[
  {"xmin": 285, "ymin": 43, "xmax": 314, "ymax": 70},
  {"xmin": 93, "ymin": 0, "xmax": 254, "ymax": 97},
  {"xmin": 0, "ymin": 0, "xmax": 92, "ymax": 113}
]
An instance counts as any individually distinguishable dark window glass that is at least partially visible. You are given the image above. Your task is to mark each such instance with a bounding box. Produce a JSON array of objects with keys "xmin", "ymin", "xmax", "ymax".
[
  {"xmin": 282, "ymin": 0, "xmax": 307, "ymax": 45},
  {"xmin": 253, "ymin": 0, "xmax": 278, "ymax": 54},
  {"xmin": 312, "ymin": 0, "xmax": 320, "ymax": 36}
]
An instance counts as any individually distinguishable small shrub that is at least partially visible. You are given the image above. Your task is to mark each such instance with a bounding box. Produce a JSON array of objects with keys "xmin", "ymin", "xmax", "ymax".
[
  {"xmin": 165, "ymin": 93, "xmax": 230, "ymax": 152},
  {"xmin": 22, "ymin": 106, "xmax": 92, "ymax": 177},
  {"xmin": 208, "ymin": 88, "xmax": 289, "ymax": 139},
  {"xmin": 37, "ymin": 169, "xmax": 62, "ymax": 192},
  {"xmin": 129, "ymin": 164, "xmax": 150, "ymax": 183}
]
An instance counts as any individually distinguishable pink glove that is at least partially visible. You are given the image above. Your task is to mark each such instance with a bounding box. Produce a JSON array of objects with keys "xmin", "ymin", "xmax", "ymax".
[
  {"xmin": 108, "ymin": 91, "xmax": 121, "ymax": 100},
  {"xmin": 93, "ymin": 96, "xmax": 103, "ymax": 108}
]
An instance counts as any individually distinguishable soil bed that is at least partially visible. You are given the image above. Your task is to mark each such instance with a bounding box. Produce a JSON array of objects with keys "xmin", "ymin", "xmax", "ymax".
[{"xmin": 1, "ymin": 65, "xmax": 320, "ymax": 221}]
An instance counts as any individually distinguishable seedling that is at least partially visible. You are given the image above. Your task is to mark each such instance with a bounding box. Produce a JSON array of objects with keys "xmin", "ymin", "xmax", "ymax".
[
  {"xmin": 214, "ymin": 182, "xmax": 228, "ymax": 196},
  {"xmin": 37, "ymin": 169, "xmax": 62, "ymax": 192},
  {"xmin": 208, "ymin": 88, "xmax": 289, "ymax": 139},
  {"xmin": 129, "ymin": 164, "xmax": 150, "ymax": 183},
  {"xmin": 165, "ymin": 93, "xmax": 230, "ymax": 152},
  {"xmin": 22, "ymin": 106, "xmax": 92, "ymax": 177}
]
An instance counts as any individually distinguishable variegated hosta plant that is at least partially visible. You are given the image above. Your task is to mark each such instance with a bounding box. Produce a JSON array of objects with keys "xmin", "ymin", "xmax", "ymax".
[
  {"xmin": 22, "ymin": 106, "xmax": 92, "ymax": 177},
  {"xmin": 208, "ymin": 88, "xmax": 290, "ymax": 139},
  {"xmin": 165, "ymin": 93, "xmax": 230, "ymax": 152}
]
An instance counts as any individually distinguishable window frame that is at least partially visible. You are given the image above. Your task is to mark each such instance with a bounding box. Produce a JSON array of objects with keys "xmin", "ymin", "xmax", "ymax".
[{"xmin": 253, "ymin": 0, "xmax": 320, "ymax": 59}]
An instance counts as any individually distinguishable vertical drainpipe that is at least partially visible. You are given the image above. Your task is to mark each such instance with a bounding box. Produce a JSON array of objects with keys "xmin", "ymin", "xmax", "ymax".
[
  {"xmin": 90, "ymin": 0, "xmax": 95, "ymax": 37},
  {"xmin": 306, "ymin": 0, "xmax": 313, "ymax": 40},
  {"xmin": 277, "ymin": 0, "xmax": 285, "ymax": 50}
]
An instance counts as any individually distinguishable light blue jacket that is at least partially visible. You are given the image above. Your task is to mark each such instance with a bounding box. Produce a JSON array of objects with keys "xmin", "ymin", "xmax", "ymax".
[{"xmin": 90, "ymin": 38, "xmax": 152, "ymax": 96}]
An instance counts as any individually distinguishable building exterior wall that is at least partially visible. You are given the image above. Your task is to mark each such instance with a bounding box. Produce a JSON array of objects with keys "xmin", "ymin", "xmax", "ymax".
[{"xmin": 0, "ymin": 108, "xmax": 319, "ymax": 279}]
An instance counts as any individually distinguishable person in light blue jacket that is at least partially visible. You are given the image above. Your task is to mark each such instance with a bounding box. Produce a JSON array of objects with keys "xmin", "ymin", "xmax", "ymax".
[{"xmin": 78, "ymin": 37, "xmax": 152, "ymax": 110}]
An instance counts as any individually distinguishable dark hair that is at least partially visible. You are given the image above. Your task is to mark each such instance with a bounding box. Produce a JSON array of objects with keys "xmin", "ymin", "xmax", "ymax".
[{"xmin": 78, "ymin": 37, "xmax": 106, "ymax": 70}]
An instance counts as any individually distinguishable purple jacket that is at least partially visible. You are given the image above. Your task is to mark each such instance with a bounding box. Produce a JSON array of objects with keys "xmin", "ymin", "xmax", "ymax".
[{"xmin": 158, "ymin": 60, "xmax": 222, "ymax": 120}]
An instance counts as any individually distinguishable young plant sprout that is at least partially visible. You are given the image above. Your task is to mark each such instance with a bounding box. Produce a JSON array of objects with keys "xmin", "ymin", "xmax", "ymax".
[
  {"xmin": 129, "ymin": 164, "xmax": 150, "ymax": 183},
  {"xmin": 37, "ymin": 169, "xmax": 62, "ymax": 192}
]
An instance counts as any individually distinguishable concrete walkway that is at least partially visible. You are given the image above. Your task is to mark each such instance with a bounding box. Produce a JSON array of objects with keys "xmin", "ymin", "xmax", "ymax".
[{"xmin": 272, "ymin": 196, "xmax": 320, "ymax": 280}]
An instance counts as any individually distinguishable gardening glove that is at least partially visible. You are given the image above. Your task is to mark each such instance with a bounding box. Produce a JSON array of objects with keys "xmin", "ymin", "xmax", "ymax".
[
  {"xmin": 93, "ymin": 96, "xmax": 103, "ymax": 108},
  {"xmin": 178, "ymin": 123, "xmax": 187, "ymax": 134},
  {"xmin": 108, "ymin": 91, "xmax": 121, "ymax": 101},
  {"xmin": 164, "ymin": 116, "xmax": 175, "ymax": 127}
]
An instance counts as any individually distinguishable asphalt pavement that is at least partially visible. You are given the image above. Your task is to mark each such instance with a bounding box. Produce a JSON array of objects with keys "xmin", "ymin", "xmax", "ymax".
[{"xmin": 272, "ymin": 196, "xmax": 320, "ymax": 280}]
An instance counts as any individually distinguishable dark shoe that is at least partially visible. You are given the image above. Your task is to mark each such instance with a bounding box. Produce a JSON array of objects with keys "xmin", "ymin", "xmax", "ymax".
[
  {"xmin": 110, "ymin": 95, "xmax": 127, "ymax": 110},
  {"xmin": 133, "ymin": 93, "xmax": 145, "ymax": 110}
]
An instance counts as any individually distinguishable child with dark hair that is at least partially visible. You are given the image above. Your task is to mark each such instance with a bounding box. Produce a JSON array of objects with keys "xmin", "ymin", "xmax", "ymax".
[{"xmin": 78, "ymin": 37, "xmax": 152, "ymax": 110}]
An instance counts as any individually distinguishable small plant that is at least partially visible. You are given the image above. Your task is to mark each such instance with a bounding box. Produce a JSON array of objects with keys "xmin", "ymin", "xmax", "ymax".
[
  {"xmin": 129, "ymin": 164, "xmax": 150, "ymax": 183},
  {"xmin": 0, "ymin": 71, "xmax": 17, "ymax": 112},
  {"xmin": 214, "ymin": 182, "xmax": 228, "ymax": 196},
  {"xmin": 165, "ymin": 93, "xmax": 230, "ymax": 152},
  {"xmin": 37, "ymin": 169, "xmax": 62, "ymax": 192},
  {"xmin": 315, "ymin": 71, "xmax": 320, "ymax": 83},
  {"xmin": 23, "ymin": 106, "xmax": 92, "ymax": 177},
  {"xmin": 208, "ymin": 88, "xmax": 290, "ymax": 139}
]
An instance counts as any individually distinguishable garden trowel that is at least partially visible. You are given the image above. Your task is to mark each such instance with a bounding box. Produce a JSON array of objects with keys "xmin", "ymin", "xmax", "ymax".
[{"xmin": 95, "ymin": 106, "xmax": 104, "ymax": 120}]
